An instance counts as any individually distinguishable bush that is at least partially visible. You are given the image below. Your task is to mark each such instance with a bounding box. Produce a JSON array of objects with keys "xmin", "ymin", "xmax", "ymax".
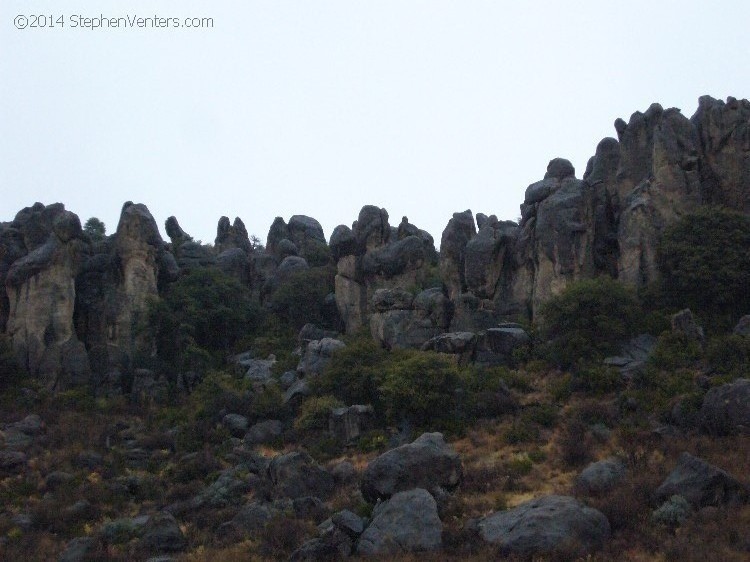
[
  {"xmin": 294, "ymin": 395, "xmax": 343, "ymax": 431},
  {"xmin": 705, "ymin": 334, "xmax": 750, "ymax": 383},
  {"xmin": 572, "ymin": 364, "xmax": 623, "ymax": 396},
  {"xmin": 658, "ymin": 206, "xmax": 750, "ymax": 331},
  {"xmin": 315, "ymin": 336, "xmax": 389, "ymax": 411},
  {"xmin": 538, "ymin": 277, "xmax": 641, "ymax": 368},
  {"xmin": 148, "ymin": 267, "xmax": 263, "ymax": 372},
  {"xmin": 649, "ymin": 331, "xmax": 702, "ymax": 371},
  {"xmin": 379, "ymin": 350, "xmax": 463, "ymax": 428},
  {"xmin": 267, "ymin": 266, "xmax": 335, "ymax": 330}
]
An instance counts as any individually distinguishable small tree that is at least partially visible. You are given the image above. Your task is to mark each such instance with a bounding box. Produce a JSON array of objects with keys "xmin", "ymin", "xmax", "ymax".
[
  {"xmin": 83, "ymin": 217, "xmax": 106, "ymax": 241},
  {"xmin": 658, "ymin": 206, "xmax": 750, "ymax": 331}
]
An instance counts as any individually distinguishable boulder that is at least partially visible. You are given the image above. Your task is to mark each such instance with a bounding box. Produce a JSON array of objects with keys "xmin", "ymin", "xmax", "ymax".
[
  {"xmin": 474, "ymin": 325, "xmax": 531, "ymax": 366},
  {"xmin": 222, "ymin": 413, "xmax": 249, "ymax": 437},
  {"xmin": 58, "ymin": 536, "xmax": 97, "ymax": 562},
  {"xmin": 421, "ymin": 331, "xmax": 477, "ymax": 356},
  {"xmin": 139, "ymin": 511, "xmax": 187, "ymax": 553},
  {"xmin": 329, "ymin": 405, "xmax": 375, "ymax": 443},
  {"xmin": 297, "ymin": 338, "xmax": 345, "ymax": 376},
  {"xmin": 478, "ymin": 495, "xmax": 610, "ymax": 557},
  {"xmin": 671, "ymin": 309, "xmax": 704, "ymax": 342},
  {"xmin": 267, "ymin": 451, "xmax": 334, "ymax": 500},
  {"xmin": 244, "ymin": 420, "xmax": 284, "ymax": 445},
  {"xmin": 603, "ymin": 333, "xmax": 656, "ymax": 378},
  {"xmin": 576, "ymin": 457, "xmax": 627, "ymax": 495},
  {"xmin": 356, "ymin": 488, "xmax": 442, "ymax": 555},
  {"xmin": 700, "ymin": 378, "xmax": 750, "ymax": 435},
  {"xmin": 361, "ymin": 432, "xmax": 462, "ymax": 503},
  {"xmin": 361, "ymin": 236, "xmax": 426, "ymax": 278},
  {"xmin": 655, "ymin": 452, "xmax": 749, "ymax": 507}
]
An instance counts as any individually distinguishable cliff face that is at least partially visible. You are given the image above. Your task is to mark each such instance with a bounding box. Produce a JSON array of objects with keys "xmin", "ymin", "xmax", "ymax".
[
  {"xmin": 439, "ymin": 95, "xmax": 750, "ymax": 323},
  {"xmin": 2, "ymin": 95, "xmax": 749, "ymax": 391}
]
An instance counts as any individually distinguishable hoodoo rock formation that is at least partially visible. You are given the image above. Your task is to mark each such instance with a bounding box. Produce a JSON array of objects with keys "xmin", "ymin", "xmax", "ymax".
[{"xmin": 2, "ymin": 95, "xmax": 750, "ymax": 392}]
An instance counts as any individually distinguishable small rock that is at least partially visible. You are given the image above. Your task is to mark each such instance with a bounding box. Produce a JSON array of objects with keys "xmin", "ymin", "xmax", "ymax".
[{"xmin": 576, "ymin": 457, "xmax": 627, "ymax": 495}]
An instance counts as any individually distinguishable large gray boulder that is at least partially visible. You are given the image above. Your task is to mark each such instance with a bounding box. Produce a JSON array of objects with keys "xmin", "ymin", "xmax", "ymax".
[
  {"xmin": 700, "ymin": 378, "xmax": 750, "ymax": 435},
  {"xmin": 356, "ymin": 488, "xmax": 442, "ymax": 555},
  {"xmin": 361, "ymin": 432, "xmax": 462, "ymax": 503},
  {"xmin": 138, "ymin": 511, "xmax": 187, "ymax": 553},
  {"xmin": 267, "ymin": 451, "xmax": 334, "ymax": 500},
  {"xmin": 297, "ymin": 338, "xmax": 345, "ymax": 376},
  {"xmin": 655, "ymin": 452, "xmax": 749, "ymax": 507},
  {"xmin": 478, "ymin": 495, "xmax": 610, "ymax": 557}
]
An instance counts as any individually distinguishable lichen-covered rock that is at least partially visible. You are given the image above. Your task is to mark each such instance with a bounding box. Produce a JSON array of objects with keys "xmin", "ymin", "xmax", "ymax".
[
  {"xmin": 576, "ymin": 457, "xmax": 627, "ymax": 495},
  {"xmin": 655, "ymin": 452, "xmax": 749, "ymax": 507},
  {"xmin": 478, "ymin": 495, "xmax": 610, "ymax": 557},
  {"xmin": 700, "ymin": 378, "xmax": 750, "ymax": 435},
  {"xmin": 296, "ymin": 338, "xmax": 345, "ymax": 376},
  {"xmin": 361, "ymin": 432, "xmax": 462, "ymax": 503},
  {"xmin": 267, "ymin": 451, "xmax": 334, "ymax": 500},
  {"xmin": 356, "ymin": 488, "xmax": 442, "ymax": 555}
]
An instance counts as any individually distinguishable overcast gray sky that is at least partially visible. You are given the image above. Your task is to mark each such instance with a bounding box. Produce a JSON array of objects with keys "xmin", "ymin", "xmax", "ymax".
[{"xmin": 2, "ymin": 1, "xmax": 749, "ymax": 245}]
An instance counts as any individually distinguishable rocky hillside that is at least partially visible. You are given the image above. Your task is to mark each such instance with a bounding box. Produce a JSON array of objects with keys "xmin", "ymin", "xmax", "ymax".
[{"xmin": 0, "ymin": 95, "xmax": 749, "ymax": 561}]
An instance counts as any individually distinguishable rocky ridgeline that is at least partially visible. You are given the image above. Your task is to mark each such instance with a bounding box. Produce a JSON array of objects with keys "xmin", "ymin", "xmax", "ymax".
[{"xmin": 2, "ymin": 95, "xmax": 750, "ymax": 393}]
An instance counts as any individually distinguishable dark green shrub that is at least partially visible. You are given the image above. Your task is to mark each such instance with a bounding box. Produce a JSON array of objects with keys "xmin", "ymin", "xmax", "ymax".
[
  {"xmin": 267, "ymin": 266, "xmax": 335, "ymax": 330},
  {"xmin": 315, "ymin": 336, "xmax": 389, "ymax": 411},
  {"xmin": 649, "ymin": 331, "xmax": 702, "ymax": 371},
  {"xmin": 705, "ymin": 334, "xmax": 750, "ymax": 383},
  {"xmin": 379, "ymin": 350, "xmax": 463, "ymax": 428},
  {"xmin": 572, "ymin": 364, "xmax": 623, "ymax": 396},
  {"xmin": 148, "ymin": 267, "xmax": 263, "ymax": 371},
  {"xmin": 658, "ymin": 206, "xmax": 750, "ymax": 331},
  {"xmin": 521, "ymin": 403, "xmax": 560, "ymax": 428},
  {"xmin": 538, "ymin": 276, "xmax": 641, "ymax": 368}
]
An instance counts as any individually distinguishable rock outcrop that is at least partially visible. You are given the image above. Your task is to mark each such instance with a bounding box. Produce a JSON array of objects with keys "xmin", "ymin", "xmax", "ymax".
[
  {"xmin": 361, "ymin": 432, "xmax": 462, "ymax": 503},
  {"xmin": 440, "ymin": 96, "xmax": 750, "ymax": 321},
  {"xmin": 332, "ymin": 206, "xmax": 438, "ymax": 334},
  {"xmin": 4, "ymin": 204, "xmax": 89, "ymax": 389}
]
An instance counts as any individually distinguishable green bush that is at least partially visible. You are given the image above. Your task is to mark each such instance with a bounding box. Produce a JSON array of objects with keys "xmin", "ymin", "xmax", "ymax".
[
  {"xmin": 537, "ymin": 277, "xmax": 641, "ymax": 368},
  {"xmin": 649, "ymin": 331, "xmax": 702, "ymax": 371},
  {"xmin": 379, "ymin": 351, "xmax": 463, "ymax": 428},
  {"xmin": 705, "ymin": 334, "xmax": 750, "ymax": 383},
  {"xmin": 148, "ymin": 267, "xmax": 263, "ymax": 372},
  {"xmin": 294, "ymin": 395, "xmax": 344, "ymax": 431},
  {"xmin": 572, "ymin": 364, "xmax": 623, "ymax": 396},
  {"xmin": 268, "ymin": 266, "xmax": 335, "ymax": 330},
  {"xmin": 658, "ymin": 206, "xmax": 750, "ymax": 331},
  {"xmin": 315, "ymin": 336, "xmax": 389, "ymax": 411}
]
